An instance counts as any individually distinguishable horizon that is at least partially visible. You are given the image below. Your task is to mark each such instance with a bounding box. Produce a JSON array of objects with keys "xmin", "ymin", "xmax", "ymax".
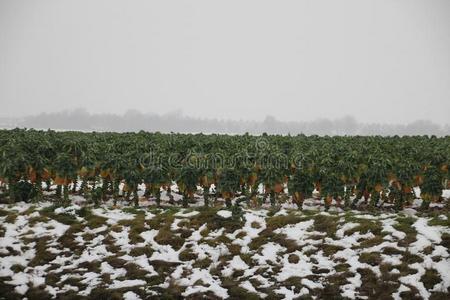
[{"xmin": 1, "ymin": 108, "xmax": 449, "ymax": 136}]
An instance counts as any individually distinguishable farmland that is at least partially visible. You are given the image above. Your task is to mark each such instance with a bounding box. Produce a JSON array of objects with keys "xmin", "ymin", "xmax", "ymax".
[
  {"xmin": 0, "ymin": 129, "xmax": 449, "ymax": 299},
  {"xmin": 0, "ymin": 129, "xmax": 449, "ymax": 210}
]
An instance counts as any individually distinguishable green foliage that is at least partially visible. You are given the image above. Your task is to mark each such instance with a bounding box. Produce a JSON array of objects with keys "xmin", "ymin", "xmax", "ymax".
[
  {"xmin": 217, "ymin": 168, "xmax": 241, "ymax": 207},
  {"xmin": 0, "ymin": 129, "xmax": 448, "ymax": 210},
  {"xmin": 9, "ymin": 181, "xmax": 37, "ymax": 203}
]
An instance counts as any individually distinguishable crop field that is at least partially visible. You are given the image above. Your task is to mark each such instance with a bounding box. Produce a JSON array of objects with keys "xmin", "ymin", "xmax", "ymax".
[{"xmin": 0, "ymin": 129, "xmax": 449, "ymax": 299}]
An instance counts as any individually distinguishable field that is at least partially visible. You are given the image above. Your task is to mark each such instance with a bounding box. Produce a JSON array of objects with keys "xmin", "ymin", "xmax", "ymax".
[
  {"xmin": 0, "ymin": 195, "xmax": 449, "ymax": 299},
  {"xmin": 0, "ymin": 129, "xmax": 449, "ymax": 299}
]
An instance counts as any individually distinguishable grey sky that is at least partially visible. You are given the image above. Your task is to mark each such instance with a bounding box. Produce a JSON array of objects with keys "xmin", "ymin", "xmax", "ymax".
[{"xmin": 1, "ymin": 0, "xmax": 449, "ymax": 125}]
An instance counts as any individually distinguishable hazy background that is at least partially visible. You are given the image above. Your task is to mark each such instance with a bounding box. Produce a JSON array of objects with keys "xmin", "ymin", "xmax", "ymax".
[{"xmin": 1, "ymin": 0, "xmax": 449, "ymax": 134}]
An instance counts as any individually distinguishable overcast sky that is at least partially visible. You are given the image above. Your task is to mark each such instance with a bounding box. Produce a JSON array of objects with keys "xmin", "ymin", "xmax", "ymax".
[{"xmin": 1, "ymin": 0, "xmax": 449, "ymax": 124}]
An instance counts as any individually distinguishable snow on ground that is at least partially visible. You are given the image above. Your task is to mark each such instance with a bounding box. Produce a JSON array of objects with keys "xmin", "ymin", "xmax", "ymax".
[
  {"xmin": 91, "ymin": 207, "xmax": 136, "ymax": 225},
  {"xmin": 217, "ymin": 210, "xmax": 232, "ymax": 219},
  {"xmin": 0, "ymin": 198, "xmax": 449, "ymax": 299},
  {"xmin": 174, "ymin": 210, "xmax": 200, "ymax": 218}
]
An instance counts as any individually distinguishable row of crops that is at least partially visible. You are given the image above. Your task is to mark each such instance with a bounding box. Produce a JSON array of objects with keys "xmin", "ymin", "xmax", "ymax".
[{"xmin": 0, "ymin": 129, "xmax": 449, "ymax": 210}]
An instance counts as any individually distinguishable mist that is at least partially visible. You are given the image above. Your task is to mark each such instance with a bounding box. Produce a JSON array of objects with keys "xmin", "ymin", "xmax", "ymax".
[
  {"xmin": 0, "ymin": 109, "xmax": 448, "ymax": 136},
  {"xmin": 1, "ymin": 0, "xmax": 450, "ymax": 130}
]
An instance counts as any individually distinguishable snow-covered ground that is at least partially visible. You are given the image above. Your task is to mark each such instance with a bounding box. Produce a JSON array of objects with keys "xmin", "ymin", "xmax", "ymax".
[{"xmin": 0, "ymin": 200, "xmax": 449, "ymax": 299}]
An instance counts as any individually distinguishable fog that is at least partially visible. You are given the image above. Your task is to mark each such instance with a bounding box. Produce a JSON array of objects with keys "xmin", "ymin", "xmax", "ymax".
[
  {"xmin": 0, "ymin": 109, "xmax": 448, "ymax": 136},
  {"xmin": 1, "ymin": 0, "xmax": 450, "ymax": 131}
]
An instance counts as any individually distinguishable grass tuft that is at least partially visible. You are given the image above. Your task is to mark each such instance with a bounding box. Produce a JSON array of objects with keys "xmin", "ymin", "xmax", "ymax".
[
  {"xmin": 358, "ymin": 252, "xmax": 381, "ymax": 266},
  {"xmin": 421, "ymin": 269, "xmax": 441, "ymax": 290},
  {"xmin": 313, "ymin": 214, "xmax": 339, "ymax": 237}
]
